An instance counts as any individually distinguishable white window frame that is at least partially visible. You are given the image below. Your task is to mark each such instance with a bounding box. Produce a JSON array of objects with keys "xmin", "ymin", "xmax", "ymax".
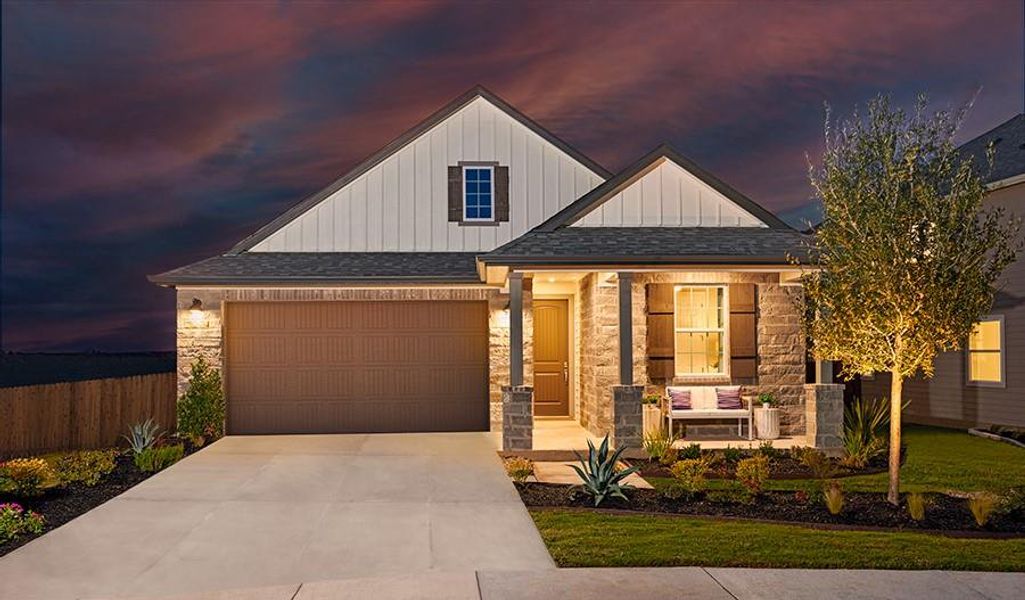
[
  {"xmin": 462, "ymin": 165, "xmax": 495, "ymax": 222},
  {"xmin": 673, "ymin": 284, "xmax": 730, "ymax": 377},
  {"xmin": 966, "ymin": 314, "xmax": 1005, "ymax": 388}
]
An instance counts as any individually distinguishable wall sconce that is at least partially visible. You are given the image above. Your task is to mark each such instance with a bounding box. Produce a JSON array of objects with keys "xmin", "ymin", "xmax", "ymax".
[{"xmin": 188, "ymin": 298, "xmax": 204, "ymax": 325}]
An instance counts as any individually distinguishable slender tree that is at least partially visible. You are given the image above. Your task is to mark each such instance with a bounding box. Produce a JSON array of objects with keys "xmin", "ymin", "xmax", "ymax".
[{"xmin": 800, "ymin": 95, "xmax": 1021, "ymax": 505}]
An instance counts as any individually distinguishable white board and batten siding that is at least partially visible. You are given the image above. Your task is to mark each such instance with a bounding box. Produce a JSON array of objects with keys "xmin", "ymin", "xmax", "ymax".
[
  {"xmin": 251, "ymin": 97, "xmax": 606, "ymax": 253},
  {"xmin": 573, "ymin": 158, "xmax": 766, "ymax": 228}
]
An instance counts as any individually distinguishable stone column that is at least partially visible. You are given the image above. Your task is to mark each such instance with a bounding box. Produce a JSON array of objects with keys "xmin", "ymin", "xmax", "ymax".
[
  {"xmin": 618, "ymin": 272, "xmax": 634, "ymax": 386},
  {"xmin": 805, "ymin": 383, "xmax": 844, "ymax": 454},
  {"xmin": 502, "ymin": 385, "xmax": 533, "ymax": 451},
  {"xmin": 611, "ymin": 385, "xmax": 643, "ymax": 449},
  {"xmin": 509, "ymin": 273, "xmax": 524, "ymax": 387}
]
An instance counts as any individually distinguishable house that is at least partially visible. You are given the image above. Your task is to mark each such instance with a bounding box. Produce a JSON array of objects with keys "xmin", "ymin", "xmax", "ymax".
[
  {"xmin": 150, "ymin": 86, "xmax": 842, "ymax": 450},
  {"xmin": 860, "ymin": 114, "xmax": 1025, "ymax": 429}
]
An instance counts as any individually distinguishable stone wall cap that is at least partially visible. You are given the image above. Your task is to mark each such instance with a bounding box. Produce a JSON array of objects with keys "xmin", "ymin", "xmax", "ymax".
[
  {"xmin": 804, "ymin": 383, "xmax": 846, "ymax": 390},
  {"xmin": 502, "ymin": 385, "xmax": 534, "ymax": 392}
]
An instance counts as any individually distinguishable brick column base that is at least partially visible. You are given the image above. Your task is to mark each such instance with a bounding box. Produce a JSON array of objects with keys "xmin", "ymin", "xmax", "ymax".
[
  {"xmin": 502, "ymin": 386, "xmax": 533, "ymax": 451},
  {"xmin": 612, "ymin": 385, "xmax": 644, "ymax": 449},
  {"xmin": 805, "ymin": 383, "xmax": 844, "ymax": 454}
]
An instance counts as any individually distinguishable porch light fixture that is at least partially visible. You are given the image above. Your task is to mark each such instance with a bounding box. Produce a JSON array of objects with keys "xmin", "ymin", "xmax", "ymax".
[{"xmin": 188, "ymin": 298, "xmax": 204, "ymax": 325}]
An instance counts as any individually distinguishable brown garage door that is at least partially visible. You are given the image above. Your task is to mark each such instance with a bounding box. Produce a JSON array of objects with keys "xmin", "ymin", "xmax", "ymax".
[{"xmin": 224, "ymin": 301, "xmax": 489, "ymax": 434}]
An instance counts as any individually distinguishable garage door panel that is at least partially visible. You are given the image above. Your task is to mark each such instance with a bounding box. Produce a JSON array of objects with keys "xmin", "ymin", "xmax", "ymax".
[{"xmin": 225, "ymin": 301, "xmax": 488, "ymax": 434}]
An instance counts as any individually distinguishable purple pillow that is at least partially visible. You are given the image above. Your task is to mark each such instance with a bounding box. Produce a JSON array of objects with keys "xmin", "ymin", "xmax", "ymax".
[
  {"xmin": 668, "ymin": 389, "xmax": 691, "ymax": 410},
  {"xmin": 716, "ymin": 387, "xmax": 743, "ymax": 409}
]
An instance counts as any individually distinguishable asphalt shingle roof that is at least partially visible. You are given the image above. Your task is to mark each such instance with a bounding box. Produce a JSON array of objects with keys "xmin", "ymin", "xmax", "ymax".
[
  {"xmin": 482, "ymin": 227, "xmax": 811, "ymax": 265},
  {"xmin": 959, "ymin": 113, "xmax": 1025, "ymax": 185},
  {"xmin": 149, "ymin": 252, "xmax": 482, "ymax": 285}
]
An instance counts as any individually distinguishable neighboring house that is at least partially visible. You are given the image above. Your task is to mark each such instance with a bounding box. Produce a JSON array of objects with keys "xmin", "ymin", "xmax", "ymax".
[
  {"xmin": 860, "ymin": 114, "xmax": 1025, "ymax": 429},
  {"xmin": 151, "ymin": 86, "xmax": 839, "ymax": 449}
]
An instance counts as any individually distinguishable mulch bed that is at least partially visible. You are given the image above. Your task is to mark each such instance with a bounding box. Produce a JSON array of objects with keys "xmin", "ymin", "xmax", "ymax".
[
  {"xmin": 516, "ymin": 482, "xmax": 1025, "ymax": 537},
  {"xmin": 630, "ymin": 449, "xmax": 898, "ymax": 480},
  {"xmin": 0, "ymin": 441, "xmax": 201, "ymax": 557}
]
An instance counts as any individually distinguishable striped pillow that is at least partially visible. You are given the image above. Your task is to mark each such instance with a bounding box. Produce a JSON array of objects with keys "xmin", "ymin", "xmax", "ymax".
[
  {"xmin": 716, "ymin": 387, "xmax": 743, "ymax": 409},
  {"xmin": 668, "ymin": 388, "xmax": 691, "ymax": 410}
]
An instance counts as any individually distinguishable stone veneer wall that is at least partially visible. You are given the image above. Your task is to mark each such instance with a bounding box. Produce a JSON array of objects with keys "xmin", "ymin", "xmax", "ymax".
[
  {"xmin": 175, "ymin": 286, "xmax": 531, "ymax": 433},
  {"xmin": 575, "ymin": 272, "xmax": 807, "ymax": 438}
]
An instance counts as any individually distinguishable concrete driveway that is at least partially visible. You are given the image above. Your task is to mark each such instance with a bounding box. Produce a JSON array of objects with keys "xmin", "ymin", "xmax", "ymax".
[{"xmin": 0, "ymin": 432, "xmax": 554, "ymax": 600}]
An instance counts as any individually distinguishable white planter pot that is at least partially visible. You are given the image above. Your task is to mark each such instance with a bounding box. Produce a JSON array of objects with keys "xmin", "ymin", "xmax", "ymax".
[
  {"xmin": 642, "ymin": 404, "xmax": 662, "ymax": 436},
  {"xmin": 755, "ymin": 407, "xmax": 780, "ymax": 440}
]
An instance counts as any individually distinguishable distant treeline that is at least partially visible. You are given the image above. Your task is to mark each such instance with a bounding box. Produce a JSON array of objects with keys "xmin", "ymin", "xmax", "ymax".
[{"xmin": 0, "ymin": 352, "xmax": 175, "ymax": 389}]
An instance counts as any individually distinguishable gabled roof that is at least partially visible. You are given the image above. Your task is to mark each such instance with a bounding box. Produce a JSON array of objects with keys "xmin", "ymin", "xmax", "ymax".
[
  {"xmin": 481, "ymin": 227, "xmax": 809, "ymax": 266},
  {"xmin": 958, "ymin": 113, "xmax": 1025, "ymax": 187},
  {"xmin": 534, "ymin": 144, "xmax": 791, "ymax": 232},
  {"xmin": 227, "ymin": 85, "xmax": 612, "ymax": 255},
  {"xmin": 149, "ymin": 252, "xmax": 482, "ymax": 286}
]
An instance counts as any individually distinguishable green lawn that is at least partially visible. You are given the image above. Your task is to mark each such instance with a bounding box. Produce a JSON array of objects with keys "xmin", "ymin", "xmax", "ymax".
[
  {"xmin": 650, "ymin": 425, "xmax": 1025, "ymax": 495},
  {"xmin": 529, "ymin": 426, "xmax": 1025, "ymax": 570},
  {"xmin": 531, "ymin": 510, "xmax": 1025, "ymax": 571}
]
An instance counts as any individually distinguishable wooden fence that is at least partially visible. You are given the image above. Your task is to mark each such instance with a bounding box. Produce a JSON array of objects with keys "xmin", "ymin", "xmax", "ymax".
[{"xmin": 0, "ymin": 372, "xmax": 176, "ymax": 458}]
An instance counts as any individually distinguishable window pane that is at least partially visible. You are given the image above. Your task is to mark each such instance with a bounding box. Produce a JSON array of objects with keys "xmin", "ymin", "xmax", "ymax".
[
  {"xmin": 674, "ymin": 286, "xmax": 723, "ymax": 330},
  {"xmin": 466, "ymin": 169, "xmax": 479, "ymax": 181},
  {"xmin": 466, "ymin": 206, "xmax": 478, "ymax": 219},
  {"xmin": 969, "ymin": 320, "xmax": 1001, "ymax": 351},
  {"xmin": 479, "ymin": 169, "xmax": 491, "ymax": 181},
  {"xmin": 479, "ymin": 191, "xmax": 492, "ymax": 206},
  {"xmin": 674, "ymin": 332, "xmax": 724, "ymax": 375},
  {"xmin": 969, "ymin": 352, "xmax": 1001, "ymax": 382},
  {"xmin": 479, "ymin": 206, "xmax": 492, "ymax": 219}
]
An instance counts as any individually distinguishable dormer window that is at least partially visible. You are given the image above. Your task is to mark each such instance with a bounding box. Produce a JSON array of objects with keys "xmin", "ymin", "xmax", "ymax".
[{"xmin": 463, "ymin": 166, "xmax": 494, "ymax": 221}]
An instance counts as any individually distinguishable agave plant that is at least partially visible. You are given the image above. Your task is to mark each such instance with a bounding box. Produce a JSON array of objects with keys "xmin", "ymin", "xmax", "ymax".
[
  {"xmin": 841, "ymin": 397, "xmax": 891, "ymax": 468},
  {"xmin": 123, "ymin": 419, "xmax": 163, "ymax": 454},
  {"xmin": 570, "ymin": 435, "xmax": 640, "ymax": 506}
]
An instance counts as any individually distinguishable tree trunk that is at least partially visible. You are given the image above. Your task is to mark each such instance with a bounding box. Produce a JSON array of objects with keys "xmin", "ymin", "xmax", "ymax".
[{"xmin": 887, "ymin": 374, "xmax": 903, "ymax": 505}]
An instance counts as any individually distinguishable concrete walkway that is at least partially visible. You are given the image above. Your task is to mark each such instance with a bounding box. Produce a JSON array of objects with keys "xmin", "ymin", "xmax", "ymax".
[
  {"xmin": 99, "ymin": 567, "xmax": 1025, "ymax": 600},
  {"xmin": 0, "ymin": 433, "xmax": 553, "ymax": 600}
]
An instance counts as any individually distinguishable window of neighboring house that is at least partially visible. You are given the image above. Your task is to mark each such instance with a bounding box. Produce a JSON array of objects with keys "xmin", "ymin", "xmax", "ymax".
[
  {"xmin": 674, "ymin": 285, "xmax": 728, "ymax": 376},
  {"xmin": 463, "ymin": 166, "xmax": 494, "ymax": 221},
  {"xmin": 967, "ymin": 316, "xmax": 1004, "ymax": 385}
]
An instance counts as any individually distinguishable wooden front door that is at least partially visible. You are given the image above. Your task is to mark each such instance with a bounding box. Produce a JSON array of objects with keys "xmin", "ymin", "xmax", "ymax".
[{"xmin": 533, "ymin": 299, "xmax": 570, "ymax": 417}]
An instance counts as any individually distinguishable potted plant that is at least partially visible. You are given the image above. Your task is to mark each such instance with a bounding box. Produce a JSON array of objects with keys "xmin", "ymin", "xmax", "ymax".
[
  {"xmin": 642, "ymin": 393, "xmax": 663, "ymax": 436},
  {"xmin": 754, "ymin": 392, "xmax": 780, "ymax": 440}
]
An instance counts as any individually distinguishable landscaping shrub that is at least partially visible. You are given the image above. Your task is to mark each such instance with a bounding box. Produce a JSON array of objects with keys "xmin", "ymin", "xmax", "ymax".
[
  {"xmin": 906, "ymin": 492, "xmax": 928, "ymax": 521},
  {"xmin": 722, "ymin": 446, "xmax": 743, "ymax": 465},
  {"xmin": 0, "ymin": 458, "xmax": 59, "ymax": 497},
  {"xmin": 998, "ymin": 485, "xmax": 1025, "ymax": 519},
  {"xmin": 124, "ymin": 419, "xmax": 163, "ymax": 454},
  {"xmin": 757, "ymin": 440, "xmax": 784, "ymax": 461},
  {"xmin": 134, "ymin": 444, "xmax": 185, "ymax": 473},
  {"xmin": 177, "ymin": 357, "xmax": 225, "ymax": 446},
  {"xmin": 44, "ymin": 449, "xmax": 117, "ymax": 487},
  {"xmin": 823, "ymin": 480, "xmax": 844, "ymax": 515},
  {"xmin": 504, "ymin": 457, "xmax": 535, "ymax": 483},
  {"xmin": 968, "ymin": 493, "xmax": 998, "ymax": 527},
  {"xmin": 0, "ymin": 503, "xmax": 44, "ymax": 543},
  {"xmin": 707, "ymin": 486, "xmax": 747, "ymax": 504},
  {"xmin": 678, "ymin": 443, "xmax": 702, "ymax": 460},
  {"xmin": 841, "ymin": 397, "xmax": 890, "ymax": 468},
  {"xmin": 735, "ymin": 455, "xmax": 769, "ymax": 497},
  {"xmin": 669, "ymin": 458, "xmax": 710, "ymax": 496},
  {"xmin": 797, "ymin": 448, "xmax": 837, "ymax": 480},
  {"xmin": 641, "ymin": 427, "xmax": 677, "ymax": 464},
  {"xmin": 570, "ymin": 435, "xmax": 639, "ymax": 507}
]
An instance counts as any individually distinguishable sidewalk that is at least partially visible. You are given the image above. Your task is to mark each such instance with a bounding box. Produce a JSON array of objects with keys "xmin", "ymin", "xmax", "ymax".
[{"xmin": 101, "ymin": 567, "xmax": 1025, "ymax": 600}]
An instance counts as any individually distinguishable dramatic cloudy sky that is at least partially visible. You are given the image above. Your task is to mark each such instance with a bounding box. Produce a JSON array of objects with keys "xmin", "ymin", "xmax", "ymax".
[{"xmin": 2, "ymin": 1, "xmax": 1023, "ymax": 352}]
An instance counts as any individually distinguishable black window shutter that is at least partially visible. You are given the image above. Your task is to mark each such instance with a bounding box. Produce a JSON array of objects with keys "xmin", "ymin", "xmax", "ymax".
[
  {"xmin": 448, "ymin": 166, "xmax": 463, "ymax": 222},
  {"xmin": 495, "ymin": 166, "xmax": 510, "ymax": 222}
]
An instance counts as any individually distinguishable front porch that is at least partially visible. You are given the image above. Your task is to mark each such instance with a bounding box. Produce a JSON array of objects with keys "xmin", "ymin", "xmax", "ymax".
[{"xmin": 495, "ymin": 267, "xmax": 844, "ymax": 455}]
